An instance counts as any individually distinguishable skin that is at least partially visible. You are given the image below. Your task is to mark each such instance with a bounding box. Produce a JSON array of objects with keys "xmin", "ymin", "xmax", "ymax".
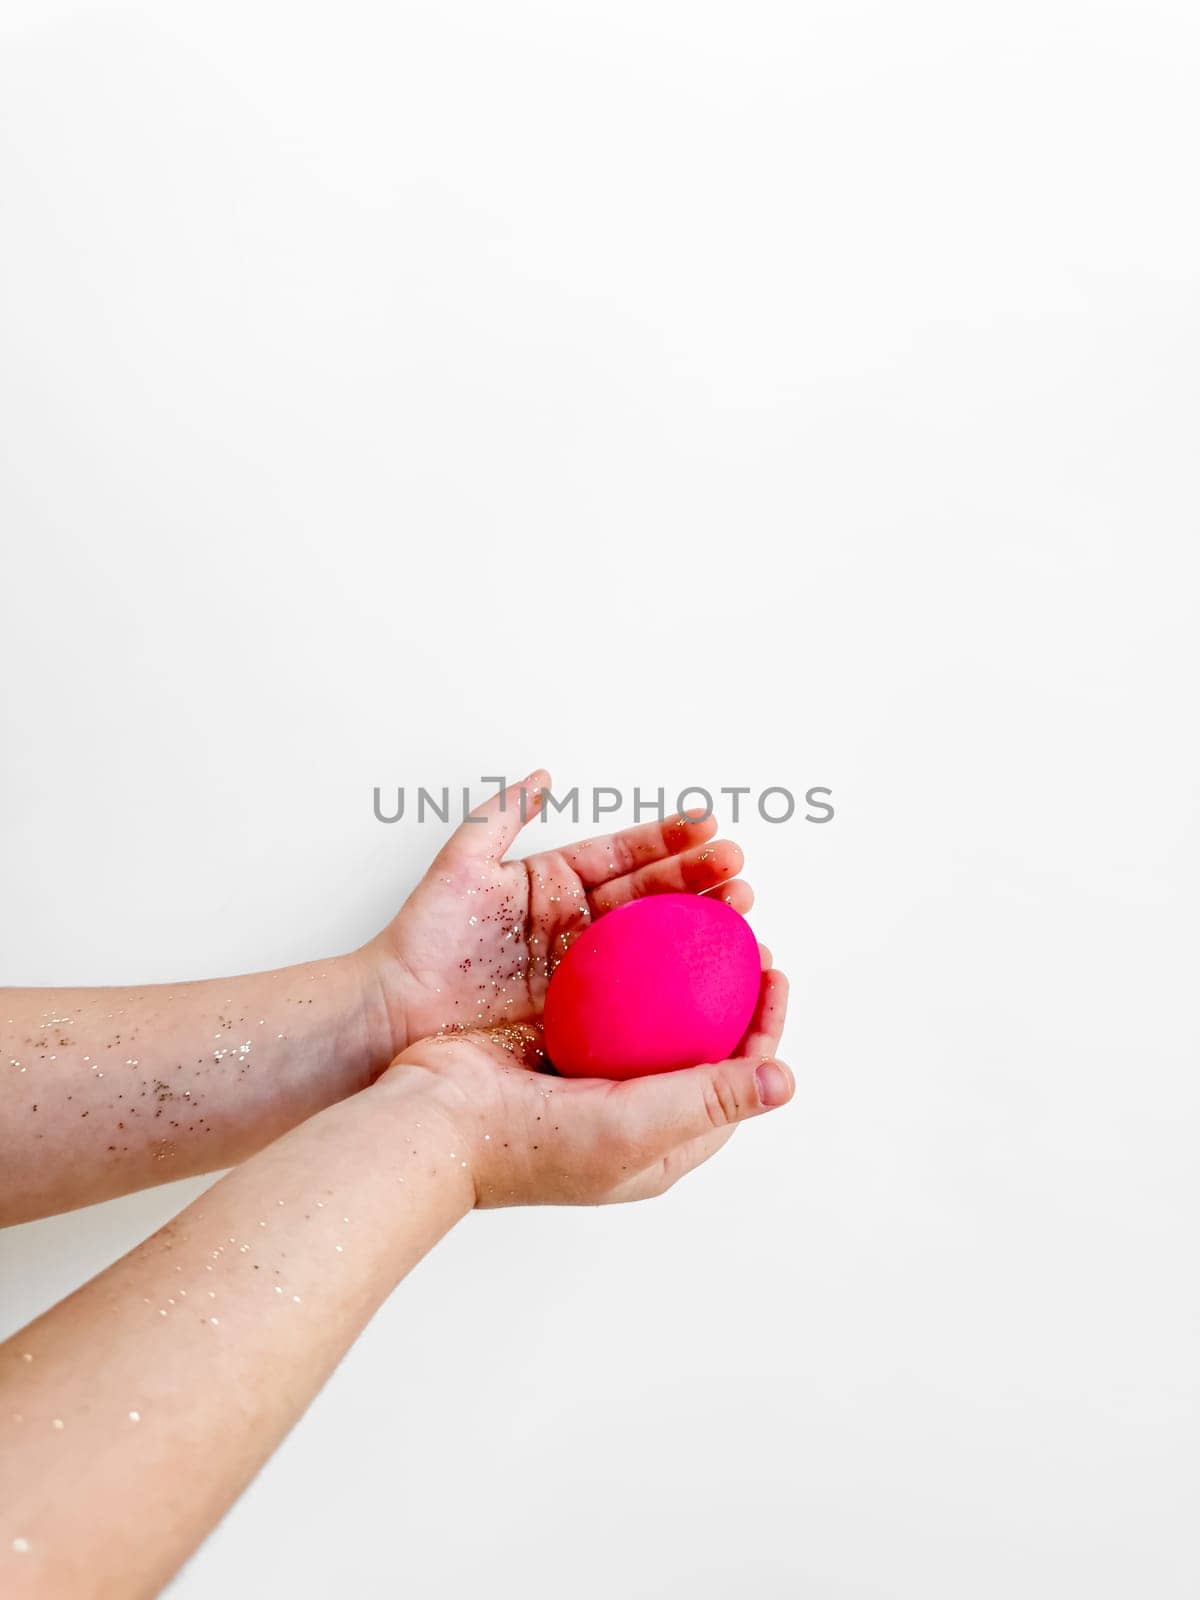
[
  {"xmin": 0, "ymin": 773, "xmax": 793, "ymax": 1597},
  {"xmin": 0, "ymin": 773, "xmax": 755, "ymax": 1225}
]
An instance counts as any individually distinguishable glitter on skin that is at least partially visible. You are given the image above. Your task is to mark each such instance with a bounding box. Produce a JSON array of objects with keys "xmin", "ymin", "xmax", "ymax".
[
  {"xmin": 51, "ymin": 1418, "xmax": 64, "ymax": 1430},
  {"xmin": 129, "ymin": 1410, "xmax": 141, "ymax": 1423},
  {"xmin": 12, "ymin": 1538, "xmax": 30, "ymax": 1553}
]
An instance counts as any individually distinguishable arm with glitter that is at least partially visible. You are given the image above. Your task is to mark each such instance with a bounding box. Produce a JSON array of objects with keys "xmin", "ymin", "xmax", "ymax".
[
  {"xmin": 0, "ymin": 978, "xmax": 792, "ymax": 1596},
  {"xmin": 0, "ymin": 772, "xmax": 753, "ymax": 1224},
  {"xmin": 0, "ymin": 955, "xmax": 394, "ymax": 1224},
  {"xmin": 0, "ymin": 1071, "xmax": 471, "ymax": 1597}
]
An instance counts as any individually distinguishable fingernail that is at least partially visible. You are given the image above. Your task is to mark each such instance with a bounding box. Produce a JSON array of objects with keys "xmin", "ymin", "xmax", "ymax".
[{"xmin": 755, "ymin": 1060, "xmax": 791, "ymax": 1108}]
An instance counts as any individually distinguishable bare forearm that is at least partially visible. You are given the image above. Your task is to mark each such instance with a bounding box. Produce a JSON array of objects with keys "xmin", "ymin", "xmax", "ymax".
[
  {"xmin": 0, "ymin": 1072, "xmax": 470, "ymax": 1598},
  {"xmin": 0, "ymin": 952, "xmax": 400, "ymax": 1223}
]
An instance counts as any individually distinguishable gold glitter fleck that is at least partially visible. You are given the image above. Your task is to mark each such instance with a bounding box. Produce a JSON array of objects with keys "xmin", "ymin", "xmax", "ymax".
[
  {"xmin": 20, "ymin": 1351, "xmax": 33, "ymax": 1363},
  {"xmin": 51, "ymin": 1418, "xmax": 64, "ymax": 1430},
  {"xmin": 129, "ymin": 1410, "xmax": 141, "ymax": 1423}
]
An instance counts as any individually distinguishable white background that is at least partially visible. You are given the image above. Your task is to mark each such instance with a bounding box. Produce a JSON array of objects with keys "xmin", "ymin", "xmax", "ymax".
[{"xmin": 2, "ymin": 2, "xmax": 1198, "ymax": 1596}]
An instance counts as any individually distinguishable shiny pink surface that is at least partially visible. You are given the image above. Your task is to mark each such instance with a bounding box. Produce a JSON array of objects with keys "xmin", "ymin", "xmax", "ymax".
[{"xmin": 543, "ymin": 893, "xmax": 760, "ymax": 1079}]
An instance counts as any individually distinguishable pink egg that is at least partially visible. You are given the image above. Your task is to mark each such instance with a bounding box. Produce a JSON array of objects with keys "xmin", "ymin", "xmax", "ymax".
[{"xmin": 543, "ymin": 893, "xmax": 761, "ymax": 1079}]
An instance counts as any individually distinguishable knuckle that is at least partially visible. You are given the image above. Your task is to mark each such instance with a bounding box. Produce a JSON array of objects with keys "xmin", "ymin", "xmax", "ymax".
[
  {"xmin": 627, "ymin": 868, "xmax": 654, "ymax": 901},
  {"xmin": 700, "ymin": 1072, "xmax": 742, "ymax": 1130}
]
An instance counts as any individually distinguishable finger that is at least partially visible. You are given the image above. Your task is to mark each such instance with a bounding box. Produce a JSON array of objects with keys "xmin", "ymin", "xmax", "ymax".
[
  {"xmin": 610, "ymin": 1051, "xmax": 795, "ymax": 1161},
  {"xmin": 758, "ymin": 943, "xmax": 773, "ymax": 970},
  {"xmin": 441, "ymin": 770, "xmax": 551, "ymax": 863},
  {"xmin": 740, "ymin": 969, "xmax": 790, "ymax": 1059},
  {"xmin": 589, "ymin": 839, "xmax": 744, "ymax": 915},
  {"xmin": 557, "ymin": 812, "xmax": 719, "ymax": 889},
  {"xmin": 606, "ymin": 1126, "xmax": 736, "ymax": 1203},
  {"xmin": 703, "ymin": 878, "xmax": 754, "ymax": 914}
]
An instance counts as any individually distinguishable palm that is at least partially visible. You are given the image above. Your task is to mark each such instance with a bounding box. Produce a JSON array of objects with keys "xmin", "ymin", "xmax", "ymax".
[
  {"xmin": 377, "ymin": 771, "xmax": 751, "ymax": 1047},
  {"xmin": 386, "ymin": 956, "xmax": 790, "ymax": 1209}
]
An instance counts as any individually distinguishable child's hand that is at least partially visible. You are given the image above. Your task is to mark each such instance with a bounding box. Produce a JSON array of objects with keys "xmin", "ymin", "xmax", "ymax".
[
  {"xmin": 365, "ymin": 771, "xmax": 753, "ymax": 1056},
  {"xmin": 375, "ymin": 963, "xmax": 791, "ymax": 1207}
]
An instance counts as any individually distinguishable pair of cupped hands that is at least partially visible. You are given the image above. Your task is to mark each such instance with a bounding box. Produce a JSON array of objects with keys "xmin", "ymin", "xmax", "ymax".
[{"xmin": 359, "ymin": 772, "xmax": 793, "ymax": 1208}]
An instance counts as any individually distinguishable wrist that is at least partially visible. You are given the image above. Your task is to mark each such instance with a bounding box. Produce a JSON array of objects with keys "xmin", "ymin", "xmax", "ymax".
[
  {"xmin": 367, "ymin": 1056, "xmax": 479, "ymax": 1211},
  {"xmin": 346, "ymin": 941, "xmax": 410, "ymax": 1077}
]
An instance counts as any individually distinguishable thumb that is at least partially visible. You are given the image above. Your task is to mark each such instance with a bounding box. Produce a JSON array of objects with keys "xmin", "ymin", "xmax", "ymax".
[
  {"xmin": 438, "ymin": 769, "xmax": 551, "ymax": 864},
  {"xmin": 612, "ymin": 1053, "xmax": 795, "ymax": 1158}
]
